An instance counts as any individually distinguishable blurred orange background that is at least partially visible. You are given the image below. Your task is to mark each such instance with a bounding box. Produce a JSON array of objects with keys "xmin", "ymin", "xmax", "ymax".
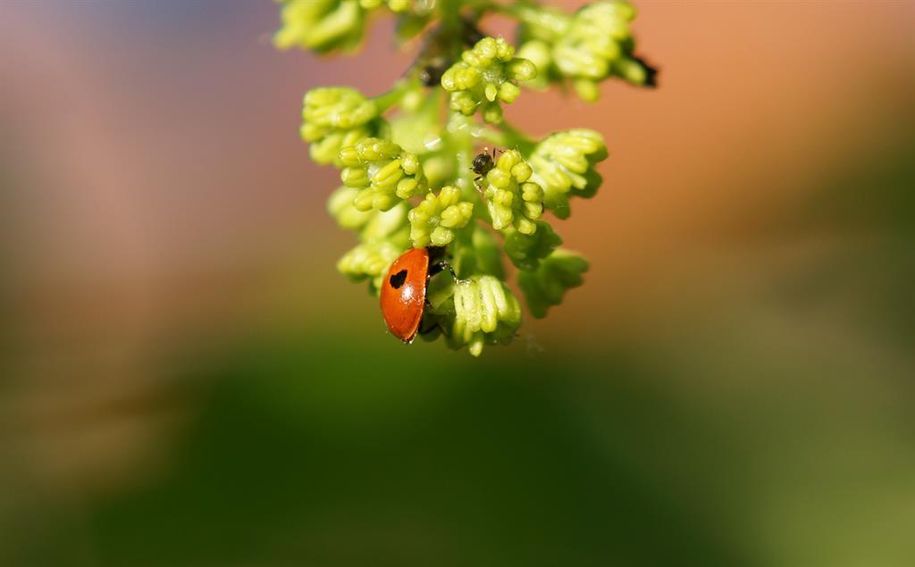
[{"xmin": 2, "ymin": 2, "xmax": 914, "ymax": 566}]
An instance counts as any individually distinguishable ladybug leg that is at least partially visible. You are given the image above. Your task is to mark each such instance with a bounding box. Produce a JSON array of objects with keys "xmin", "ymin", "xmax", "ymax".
[
  {"xmin": 428, "ymin": 261, "xmax": 446, "ymax": 277},
  {"xmin": 429, "ymin": 260, "xmax": 458, "ymax": 280},
  {"xmin": 426, "ymin": 246, "xmax": 458, "ymax": 280}
]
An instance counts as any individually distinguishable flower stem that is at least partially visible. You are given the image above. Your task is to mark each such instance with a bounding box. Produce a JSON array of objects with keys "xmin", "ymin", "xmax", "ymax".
[
  {"xmin": 496, "ymin": 121, "xmax": 537, "ymax": 154},
  {"xmin": 374, "ymin": 79, "xmax": 413, "ymax": 113}
]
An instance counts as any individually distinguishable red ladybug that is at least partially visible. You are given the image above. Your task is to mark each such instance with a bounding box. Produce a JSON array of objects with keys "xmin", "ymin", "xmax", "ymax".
[{"xmin": 380, "ymin": 247, "xmax": 450, "ymax": 343}]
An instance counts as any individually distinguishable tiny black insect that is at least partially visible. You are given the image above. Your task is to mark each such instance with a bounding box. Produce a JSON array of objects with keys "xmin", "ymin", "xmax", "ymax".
[
  {"xmin": 460, "ymin": 17, "xmax": 485, "ymax": 47},
  {"xmin": 471, "ymin": 148, "xmax": 497, "ymax": 185},
  {"xmin": 419, "ymin": 56, "xmax": 450, "ymax": 87}
]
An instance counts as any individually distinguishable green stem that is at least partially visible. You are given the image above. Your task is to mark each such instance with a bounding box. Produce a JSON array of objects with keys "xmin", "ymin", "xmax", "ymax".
[
  {"xmin": 374, "ymin": 79, "xmax": 413, "ymax": 113},
  {"xmin": 438, "ymin": 0, "xmax": 465, "ymax": 32},
  {"xmin": 476, "ymin": 127, "xmax": 508, "ymax": 148},
  {"xmin": 447, "ymin": 113, "xmax": 477, "ymax": 197},
  {"xmin": 495, "ymin": 120, "xmax": 537, "ymax": 154},
  {"xmin": 490, "ymin": 1, "xmax": 543, "ymax": 24}
]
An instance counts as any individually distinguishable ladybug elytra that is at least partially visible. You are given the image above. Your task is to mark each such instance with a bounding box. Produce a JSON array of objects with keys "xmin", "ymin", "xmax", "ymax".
[{"xmin": 380, "ymin": 247, "xmax": 454, "ymax": 343}]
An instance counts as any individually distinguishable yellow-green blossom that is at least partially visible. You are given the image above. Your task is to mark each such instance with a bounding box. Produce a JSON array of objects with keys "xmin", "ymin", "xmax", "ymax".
[
  {"xmin": 337, "ymin": 240, "xmax": 404, "ymax": 290},
  {"xmin": 328, "ymin": 186, "xmax": 411, "ymax": 241},
  {"xmin": 327, "ymin": 186, "xmax": 374, "ymax": 230},
  {"xmin": 515, "ymin": 40, "xmax": 553, "ymax": 90},
  {"xmin": 482, "ymin": 150, "xmax": 544, "ymax": 234},
  {"xmin": 518, "ymin": 1, "xmax": 654, "ymax": 100},
  {"xmin": 518, "ymin": 249, "xmax": 589, "ymax": 318},
  {"xmin": 301, "ymin": 87, "xmax": 380, "ymax": 165},
  {"xmin": 360, "ymin": 0, "xmax": 425, "ymax": 13},
  {"xmin": 274, "ymin": 0, "xmax": 367, "ymax": 54},
  {"xmin": 332, "ymin": 194, "xmax": 410, "ymax": 291},
  {"xmin": 339, "ymin": 137, "xmax": 428, "ymax": 211},
  {"xmin": 408, "ymin": 185, "xmax": 474, "ymax": 248},
  {"xmin": 441, "ymin": 37, "xmax": 537, "ymax": 124},
  {"xmin": 447, "ymin": 275, "xmax": 522, "ymax": 357},
  {"xmin": 555, "ymin": 2, "xmax": 637, "ymax": 98},
  {"xmin": 528, "ymin": 128, "xmax": 608, "ymax": 219},
  {"xmin": 503, "ymin": 221, "xmax": 562, "ymax": 271}
]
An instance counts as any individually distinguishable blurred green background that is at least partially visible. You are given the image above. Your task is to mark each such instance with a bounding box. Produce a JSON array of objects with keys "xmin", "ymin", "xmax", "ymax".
[{"xmin": 1, "ymin": 2, "xmax": 913, "ymax": 566}]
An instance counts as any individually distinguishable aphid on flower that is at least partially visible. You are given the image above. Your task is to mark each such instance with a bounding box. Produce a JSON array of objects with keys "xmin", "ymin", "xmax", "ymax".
[{"xmin": 471, "ymin": 147, "xmax": 500, "ymax": 185}]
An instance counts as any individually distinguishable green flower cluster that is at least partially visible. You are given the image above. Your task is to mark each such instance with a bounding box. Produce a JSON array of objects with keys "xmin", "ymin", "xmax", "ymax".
[
  {"xmin": 275, "ymin": 0, "xmax": 439, "ymax": 54},
  {"xmin": 529, "ymin": 128, "xmax": 608, "ymax": 219},
  {"xmin": 409, "ymin": 186, "xmax": 474, "ymax": 248},
  {"xmin": 360, "ymin": 0, "xmax": 426, "ymax": 14},
  {"xmin": 518, "ymin": 250, "xmax": 590, "ymax": 318},
  {"xmin": 503, "ymin": 220, "xmax": 562, "ymax": 271},
  {"xmin": 339, "ymin": 137, "xmax": 427, "ymax": 211},
  {"xmin": 517, "ymin": 1, "xmax": 655, "ymax": 100},
  {"xmin": 274, "ymin": 0, "xmax": 367, "ymax": 54},
  {"xmin": 445, "ymin": 276, "xmax": 522, "ymax": 357},
  {"xmin": 276, "ymin": 1, "xmax": 657, "ymax": 355},
  {"xmin": 441, "ymin": 37, "xmax": 537, "ymax": 124},
  {"xmin": 481, "ymin": 150, "xmax": 544, "ymax": 235},
  {"xmin": 301, "ymin": 87, "xmax": 381, "ymax": 165},
  {"xmin": 328, "ymin": 187, "xmax": 411, "ymax": 291}
]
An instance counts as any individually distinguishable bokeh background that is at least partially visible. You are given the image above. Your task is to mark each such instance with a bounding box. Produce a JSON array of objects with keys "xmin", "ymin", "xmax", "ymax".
[{"xmin": 2, "ymin": 1, "xmax": 914, "ymax": 565}]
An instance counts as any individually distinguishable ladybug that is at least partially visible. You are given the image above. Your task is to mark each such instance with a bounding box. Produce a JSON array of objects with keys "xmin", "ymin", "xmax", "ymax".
[{"xmin": 380, "ymin": 247, "xmax": 451, "ymax": 343}]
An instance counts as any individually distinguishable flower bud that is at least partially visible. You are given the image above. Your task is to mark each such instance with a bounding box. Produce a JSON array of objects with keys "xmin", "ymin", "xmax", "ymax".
[
  {"xmin": 441, "ymin": 37, "xmax": 537, "ymax": 124},
  {"xmin": 443, "ymin": 275, "xmax": 522, "ymax": 357},
  {"xmin": 482, "ymin": 150, "xmax": 544, "ymax": 234},
  {"xmin": 327, "ymin": 186, "xmax": 373, "ymax": 231},
  {"xmin": 274, "ymin": 0, "xmax": 367, "ymax": 54},
  {"xmin": 528, "ymin": 128, "xmax": 608, "ymax": 219},
  {"xmin": 360, "ymin": 0, "xmax": 427, "ymax": 14},
  {"xmin": 333, "ymin": 197, "xmax": 410, "ymax": 292},
  {"xmin": 518, "ymin": 249, "xmax": 589, "ymax": 318},
  {"xmin": 516, "ymin": 40, "xmax": 554, "ymax": 90},
  {"xmin": 301, "ymin": 87, "xmax": 380, "ymax": 165},
  {"xmin": 337, "ymin": 241, "xmax": 404, "ymax": 291},
  {"xmin": 408, "ymin": 186, "xmax": 474, "ymax": 248},
  {"xmin": 518, "ymin": 1, "xmax": 654, "ymax": 98},
  {"xmin": 503, "ymin": 221, "xmax": 562, "ymax": 271},
  {"xmin": 339, "ymin": 137, "xmax": 428, "ymax": 211}
]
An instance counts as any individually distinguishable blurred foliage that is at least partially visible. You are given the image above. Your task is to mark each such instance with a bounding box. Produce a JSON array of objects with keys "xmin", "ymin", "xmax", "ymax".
[
  {"xmin": 76, "ymin": 334, "xmax": 750, "ymax": 567},
  {"xmin": 777, "ymin": 125, "xmax": 915, "ymax": 348}
]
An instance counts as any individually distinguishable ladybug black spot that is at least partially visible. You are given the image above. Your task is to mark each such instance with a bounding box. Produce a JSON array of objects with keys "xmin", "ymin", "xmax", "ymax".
[{"xmin": 389, "ymin": 269, "xmax": 408, "ymax": 289}]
